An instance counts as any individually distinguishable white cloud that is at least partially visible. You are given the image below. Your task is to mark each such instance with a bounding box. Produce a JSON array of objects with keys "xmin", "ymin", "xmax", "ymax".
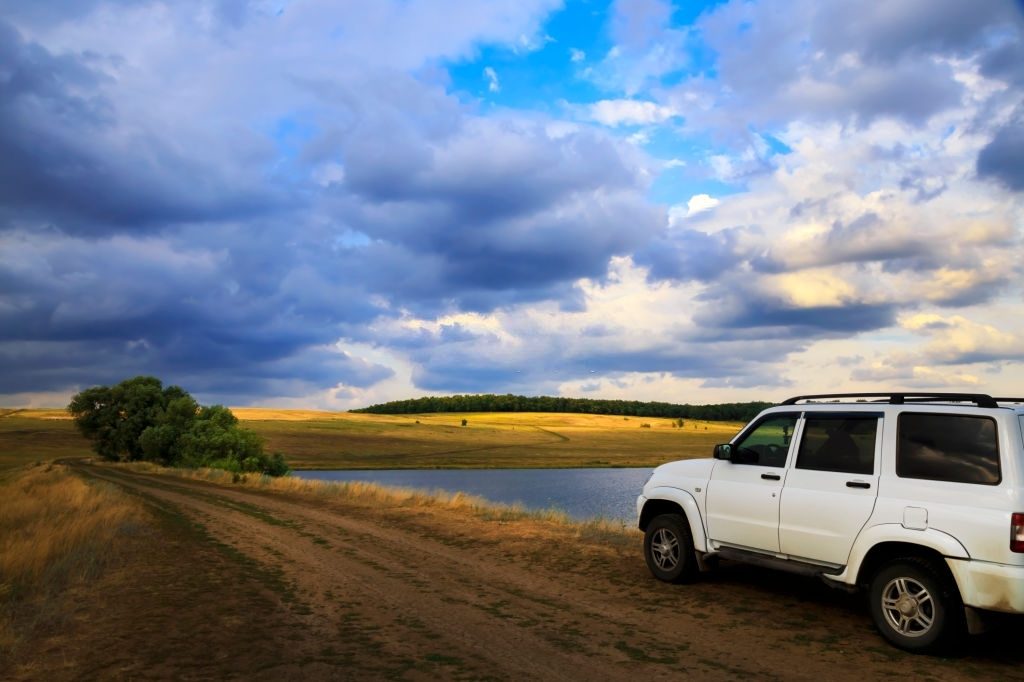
[
  {"xmin": 850, "ymin": 363, "xmax": 982, "ymax": 388},
  {"xmin": 685, "ymin": 193, "xmax": 719, "ymax": 216},
  {"xmin": 626, "ymin": 129, "xmax": 652, "ymax": 145},
  {"xmin": 901, "ymin": 314, "xmax": 1023, "ymax": 364},
  {"xmin": 570, "ymin": 48, "xmax": 586, "ymax": 63},
  {"xmin": 589, "ymin": 0, "xmax": 691, "ymax": 95},
  {"xmin": 483, "ymin": 66, "xmax": 500, "ymax": 93},
  {"xmin": 589, "ymin": 99, "xmax": 677, "ymax": 126}
]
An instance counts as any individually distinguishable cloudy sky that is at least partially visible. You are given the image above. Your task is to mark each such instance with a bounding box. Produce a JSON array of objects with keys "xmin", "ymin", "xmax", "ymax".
[{"xmin": 1, "ymin": 0, "xmax": 1023, "ymax": 409}]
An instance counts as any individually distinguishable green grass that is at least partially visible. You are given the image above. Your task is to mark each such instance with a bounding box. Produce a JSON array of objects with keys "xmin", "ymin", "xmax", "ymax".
[{"xmin": 1, "ymin": 408, "xmax": 744, "ymax": 470}]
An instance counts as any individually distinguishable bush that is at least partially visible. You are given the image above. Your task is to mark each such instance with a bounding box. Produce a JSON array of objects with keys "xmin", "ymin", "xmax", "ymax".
[{"xmin": 68, "ymin": 376, "xmax": 289, "ymax": 476}]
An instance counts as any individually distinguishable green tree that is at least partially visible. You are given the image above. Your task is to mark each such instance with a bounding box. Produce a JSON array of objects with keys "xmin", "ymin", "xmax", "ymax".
[
  {"xmin": 69, "ymin": 377, "xmax": 289, "ymax": 476},
  {"xmin": 68, "ymin": 376, "xmax": 184, "ymax": 461}
]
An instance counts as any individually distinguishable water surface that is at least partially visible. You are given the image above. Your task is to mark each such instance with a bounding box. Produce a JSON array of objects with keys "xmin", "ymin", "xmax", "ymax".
[{"xmin": 293, "ymin": 468, "xmax": 654, "ymax": 522}]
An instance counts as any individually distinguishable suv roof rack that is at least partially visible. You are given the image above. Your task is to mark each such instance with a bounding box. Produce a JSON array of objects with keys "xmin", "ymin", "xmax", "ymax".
[{"xmin": 781, "ymin": 392, "xmax": 1000, "ymax": 408}]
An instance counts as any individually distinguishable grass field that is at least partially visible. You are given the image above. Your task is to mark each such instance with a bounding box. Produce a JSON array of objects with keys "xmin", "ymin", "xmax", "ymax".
[
  {"xmin": 0, "ymin": 410, "xmax": 88, "ymax": 473},
  {"xmin": 0, "ymin": 462, "xmax": 145, "ymax": 658},
  {"xmin": 233, "ymin": 409, "xmax": 742, "ymax": 469},
  {"xmin": 0, "ymin": 408, "xmax": 744, "ymax": 470}
]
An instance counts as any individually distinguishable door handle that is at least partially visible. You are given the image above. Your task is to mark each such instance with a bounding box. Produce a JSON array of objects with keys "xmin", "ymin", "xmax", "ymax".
[
  {"xmin": 761, "ymin": 473, "xmax": 781, "ymax": 481},
  {"xmin": 846, "ymin": 481, "xmax": 871, "ymax": 489}
]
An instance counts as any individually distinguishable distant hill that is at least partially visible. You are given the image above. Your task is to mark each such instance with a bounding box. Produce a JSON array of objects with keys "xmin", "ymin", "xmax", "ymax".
[{"xmin": 351, "ymin": 394, "xmax": 773, "ymax": 422}]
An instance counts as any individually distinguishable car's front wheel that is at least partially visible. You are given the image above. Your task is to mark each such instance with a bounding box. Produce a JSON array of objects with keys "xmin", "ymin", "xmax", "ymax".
[
  {"xmin": 643, "ymin": 513, "xmax": 697, "ymax": 583},
  {"xmin": 868, "ymin": 558, "xmax": 964, "ymax": 653}
]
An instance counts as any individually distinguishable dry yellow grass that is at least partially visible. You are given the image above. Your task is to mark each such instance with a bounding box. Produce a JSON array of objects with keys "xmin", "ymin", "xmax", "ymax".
[
  {"xmin": 234, "ymin": 410, "xmax": 744, "ymax": 469},
  {"xmin": 232, "ymin": 407, "xmax": 738, "ymax": 433},
  {"xmin": 0, "ymin": 463, "xmax": 145, "ymax": 654},
  {"xmin": 0, "ymin": 408, "xmax": 70, "ymax": 420}
]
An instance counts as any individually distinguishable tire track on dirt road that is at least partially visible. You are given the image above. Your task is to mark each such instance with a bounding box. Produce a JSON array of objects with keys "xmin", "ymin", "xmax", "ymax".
[{"xmin": 78, "ymin": 464, "xmax": 686, "ymax": 680}]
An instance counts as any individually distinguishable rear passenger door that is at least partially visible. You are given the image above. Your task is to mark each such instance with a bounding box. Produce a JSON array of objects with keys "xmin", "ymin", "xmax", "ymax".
[{"xmin": 778, "ymin": 413, "xmax": 881, "ymax": 566}]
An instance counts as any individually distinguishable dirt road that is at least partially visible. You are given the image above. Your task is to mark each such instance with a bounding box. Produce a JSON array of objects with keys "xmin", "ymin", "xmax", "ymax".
[{"xmin": 15, "ymin": 462, "xmax": 1024, "ymax": 680}]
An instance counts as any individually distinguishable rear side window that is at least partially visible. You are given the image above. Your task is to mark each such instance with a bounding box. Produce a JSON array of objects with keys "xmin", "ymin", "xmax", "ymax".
[
  {"xmin": 796, "ymin": 415, "xmax": 877, "ymax": 475},
  {"xmin": 897, "ymin": 413, "xmax": 1000, "ymax": 485}
]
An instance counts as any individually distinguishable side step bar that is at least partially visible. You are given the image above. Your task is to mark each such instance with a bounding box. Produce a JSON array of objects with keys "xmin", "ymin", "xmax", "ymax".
[{"xmin": 715, "ymin": 547, "xmax": 844, "ymax": 578}]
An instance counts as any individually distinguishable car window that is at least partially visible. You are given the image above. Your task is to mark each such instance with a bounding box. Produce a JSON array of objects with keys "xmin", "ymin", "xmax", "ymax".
[
  {"xmin": 733, "ymin": 415, "xmax": 798, "ymax": 467},
  {"xmin": 796, "ymin": 415, "xmax": 877, "ymax": 475},
  {"xmin": 897, "ymin": 413, "xmax": 1000, "ymax": 485}
]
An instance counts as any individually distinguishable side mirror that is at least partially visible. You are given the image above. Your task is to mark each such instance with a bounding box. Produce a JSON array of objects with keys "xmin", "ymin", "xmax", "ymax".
[{"xmin": 713, "ymin": 443, "xmax": 733, "ymax": 460}]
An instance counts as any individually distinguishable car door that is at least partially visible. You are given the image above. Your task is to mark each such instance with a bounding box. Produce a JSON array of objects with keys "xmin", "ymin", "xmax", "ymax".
[
  {"xmin": 706, "ymin": 413, "xmax": 800, "ymax": 553},
  {"xmin": 778, "ymin": 412, "xmax": 881, "ymax": 566}
]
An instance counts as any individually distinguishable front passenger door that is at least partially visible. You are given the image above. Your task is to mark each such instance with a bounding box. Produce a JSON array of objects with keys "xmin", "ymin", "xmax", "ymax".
[{"xmin": 706, "ymin": 414, "xmax": 799, "ymax": 553}]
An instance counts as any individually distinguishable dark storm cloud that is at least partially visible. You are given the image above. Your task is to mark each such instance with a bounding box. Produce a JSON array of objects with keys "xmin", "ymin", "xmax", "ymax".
[
  {"xmin": 340, "ymin": 320, "xmax": 502, "ymax": 352},
  {"xmin": 0, "ymin": 231, "xmax": 391, "ymax": 399},
  {"xmin": 0, "ymin": 53, "xmax": 662, "ymax": 399},
  {"xmin": 980, "ymin": 35, "xmax": 1024, "ymax": 87},
  {"xmin": 0, "ymin": 21, "xmax": 286, "ymax": 234},
  {"xmin": 343, "ymin": 121, "xmax": 637, "ymax": 226},
  {"xmin": 411, "ymin": 361, "xmax": 538, "ymax": 394},
  {"xmin": 0, "ymin": 337, "xmax": 392, "ymax": 403},
  {"xmin": 812, "ymin": 0, "xmax": 1023, "ymax": 62},
  {"xmin": 405, "ymin": 329, "xmax": 802, "ymax": 394},
  {"xmin": 694, "ymin": 289, "xmax": 898, "ymax": 338},
  {"xmin": 0, "ymin": 0, "xmax": 668, "ymax": 402},
  {"xmin": 977, "ymin": 118, "xmax": 1024, "ymax": 191},
  {"xmin": 319, "ymin": 95, "xmax": 664, "ymax": 308},
  {"xmin": 634, "ymin": 227, "xmax": 741, "ymax": 282},
  {"xmin": 692, "ymin": 0, "xmax": 1023, "ymax": 128}
]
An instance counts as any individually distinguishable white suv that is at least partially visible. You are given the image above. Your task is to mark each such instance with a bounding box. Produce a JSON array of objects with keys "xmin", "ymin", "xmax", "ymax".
[{"xmin": 637, "ymin": 392, "xmax": 1024, "ymax": 652}]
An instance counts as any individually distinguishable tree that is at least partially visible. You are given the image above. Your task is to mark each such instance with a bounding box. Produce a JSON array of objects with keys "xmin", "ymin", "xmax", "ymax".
[
  {"xmin": 350, "ymin": 394, "xmax": 773, "ymax": 422},
  {"xmin": 68, "ymin": 376, "xmax": 182, "ymax": 461},
  {"xmin": 69, "ymin": 376, "xmax": 289, "ymax": 476}
]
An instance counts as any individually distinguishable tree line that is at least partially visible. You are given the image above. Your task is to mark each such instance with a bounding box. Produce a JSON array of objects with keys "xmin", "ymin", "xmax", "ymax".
[
  {"xmin": 352, "ymin": 394, "xmax": 773, "ymax": 421},
  {"xmin": 68, "ymin": 376, "xmax": 289, "ymax": 476}
]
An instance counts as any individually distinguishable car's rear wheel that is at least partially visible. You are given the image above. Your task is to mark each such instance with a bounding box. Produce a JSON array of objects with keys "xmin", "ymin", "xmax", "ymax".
[
  {"xmin": 643, "ymin": 513, "xmax": 697, "ymax": 583},
  {"xmin": 868, "ymin": 558, "xmax": 964, "ymax": 653}
]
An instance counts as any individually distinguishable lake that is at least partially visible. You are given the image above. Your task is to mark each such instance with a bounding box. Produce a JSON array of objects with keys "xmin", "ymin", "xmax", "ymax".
[{"xmin": 293, "ymin": 467, "xmax": 655, "ymax": 522}]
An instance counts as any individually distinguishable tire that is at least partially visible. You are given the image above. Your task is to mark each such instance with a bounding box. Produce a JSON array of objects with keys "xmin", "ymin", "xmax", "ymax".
[
  {"xmin": 643, "ymin": 513, "xmax": 697, "ymax": 583},
  {"xmin": 868, "ymin": 557, "xmax": 964, "ymax": 654}
]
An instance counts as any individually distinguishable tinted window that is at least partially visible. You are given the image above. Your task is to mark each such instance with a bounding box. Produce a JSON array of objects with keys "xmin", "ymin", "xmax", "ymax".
[
  {"xmin": 796, "ymin": 416, "xmax": 877, "ymax": 475},
  {"xmin": 897, "ymin": 413, "xmax": 1000, "ymax": 485},
  {"xmin": 733, "ymin": 415, "xmax": 799, "ymax": 467}
]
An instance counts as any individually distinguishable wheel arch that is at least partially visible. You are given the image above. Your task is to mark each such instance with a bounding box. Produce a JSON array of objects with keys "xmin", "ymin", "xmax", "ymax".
[
  {"xmin": 845, "ymin": 525, "xmax": 969, "ymax": 587},
  {"xmin": 856, "ymin": 541, "xmax": 957, "ymax": 588},
  {"xmin": 639, "ymin": 487, "xmax": 708, "ymax": 553}
]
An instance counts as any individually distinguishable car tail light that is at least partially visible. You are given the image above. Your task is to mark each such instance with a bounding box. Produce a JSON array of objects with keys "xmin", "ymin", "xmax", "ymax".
[{"xmin": 1012, "ymin": 513, "xmax": 1024, "ymax": 553}]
